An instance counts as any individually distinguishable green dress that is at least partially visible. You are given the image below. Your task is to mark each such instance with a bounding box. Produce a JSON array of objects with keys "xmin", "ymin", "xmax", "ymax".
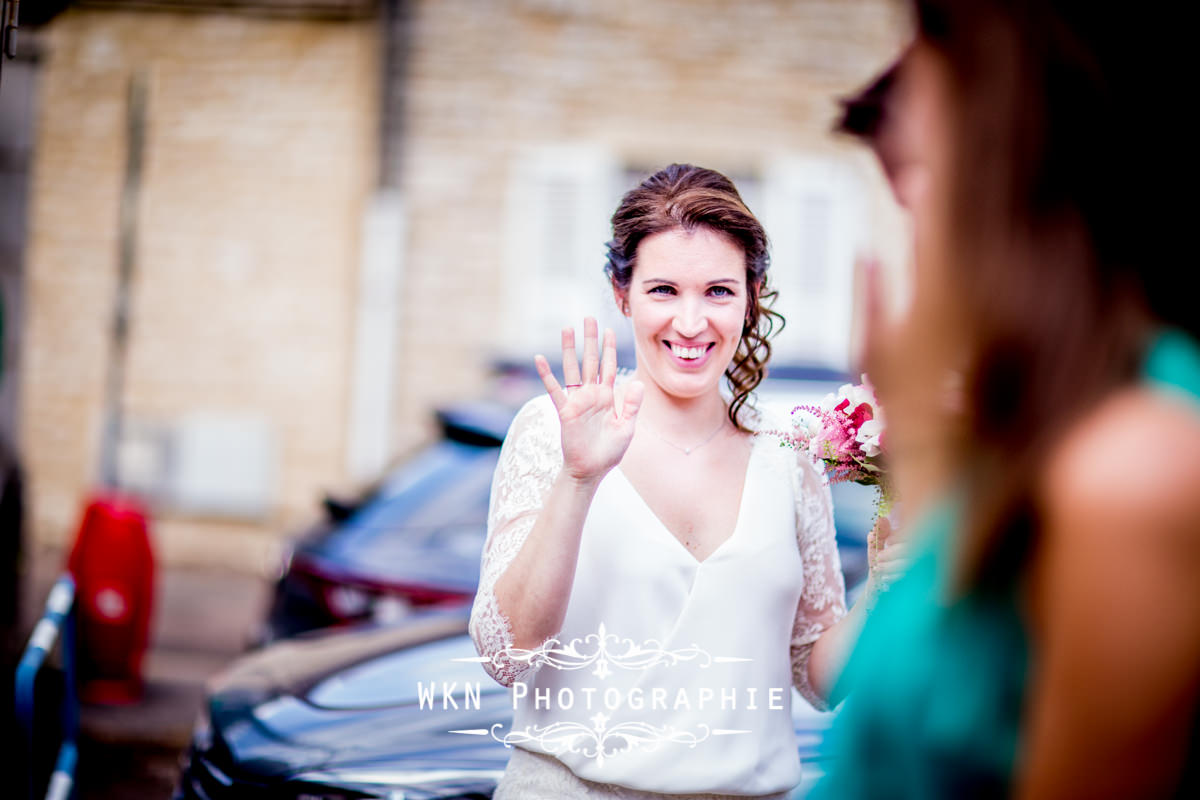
[{"xmin": 813, "ymin": 329, "xmax": 1200, "ymax": 799}]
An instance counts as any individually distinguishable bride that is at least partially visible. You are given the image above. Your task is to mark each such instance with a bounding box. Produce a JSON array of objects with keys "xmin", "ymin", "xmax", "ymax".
[{"xmin": 470, "ymin": 164, "xmax": 901, "ymax": 798}]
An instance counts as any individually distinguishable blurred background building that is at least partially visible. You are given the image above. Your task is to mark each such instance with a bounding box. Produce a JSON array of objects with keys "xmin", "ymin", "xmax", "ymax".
[{"xmin": 3, "ymin": 0, "xmax": 909, "ymax": 575}]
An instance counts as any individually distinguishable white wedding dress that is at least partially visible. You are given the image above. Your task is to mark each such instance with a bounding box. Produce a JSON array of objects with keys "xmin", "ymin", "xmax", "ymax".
[{"xmin": 469, "ymin": 395, "xmax": 847, "ymax": 798}]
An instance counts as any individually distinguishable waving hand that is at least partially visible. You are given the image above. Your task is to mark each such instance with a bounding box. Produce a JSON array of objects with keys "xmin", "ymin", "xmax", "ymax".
[{"xmin": 534, "ymin": 317, "xmax": 644, "ymax": 483}]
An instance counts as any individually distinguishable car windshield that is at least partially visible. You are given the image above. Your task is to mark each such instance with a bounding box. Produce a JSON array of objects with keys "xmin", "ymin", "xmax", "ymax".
[
  {"xmin": 338, "ymin": 445, "xmax": 495, "ymax": 534},
  {"xmin": 314, "ymin": 443, "xmax": 499, "ymax": 580}
]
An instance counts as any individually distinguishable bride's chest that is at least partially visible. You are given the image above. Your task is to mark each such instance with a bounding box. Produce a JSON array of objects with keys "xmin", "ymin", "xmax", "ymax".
[
  {"xmin": 593, "ymin": 442, "xmax": 798, "ymax": 566},
  {"xmin": 624, "ymin": 466, "xmax": 744, "ymax": 552}
]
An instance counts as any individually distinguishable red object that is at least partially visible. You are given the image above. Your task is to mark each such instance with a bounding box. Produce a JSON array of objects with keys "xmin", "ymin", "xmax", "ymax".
[{"xmin": 67, "ymin": 493, "xmax": 155, "ymax": 705}]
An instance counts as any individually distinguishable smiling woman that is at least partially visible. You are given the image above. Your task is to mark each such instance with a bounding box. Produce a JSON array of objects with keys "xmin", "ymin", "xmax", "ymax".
[{"xmin": 468, "ymin": 164, "xmax": 903, "ymax": 799}]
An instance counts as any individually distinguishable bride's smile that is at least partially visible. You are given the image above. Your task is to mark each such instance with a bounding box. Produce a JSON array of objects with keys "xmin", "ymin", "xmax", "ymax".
[{"xmin": 666, "ymin": 341, "xmax": 715, "ymax": 362}]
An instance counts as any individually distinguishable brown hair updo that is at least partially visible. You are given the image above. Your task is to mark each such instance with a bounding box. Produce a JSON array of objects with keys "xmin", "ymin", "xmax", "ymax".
[{"xmin": 605, "ymin": 164, "xmax": 783, "ymax": 432}]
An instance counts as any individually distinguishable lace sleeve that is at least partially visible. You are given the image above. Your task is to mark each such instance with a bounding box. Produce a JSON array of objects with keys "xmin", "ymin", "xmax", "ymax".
[
  {"xmin": 789, "ymin": 451, "xmax": 848, "ymax": 711},
  {"xmin": 468, "ymin": 396, "xmax": 563, "ymax": 687}
]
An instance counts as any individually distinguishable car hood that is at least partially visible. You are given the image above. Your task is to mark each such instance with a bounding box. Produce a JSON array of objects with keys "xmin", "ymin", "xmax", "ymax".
[
  {"xmin": 206, "ymin": 612, "xmax": 513, "ymax": 781},
  {"xmin": 210, "ymin": 685, "xmax": 512, "ymax": 780}
]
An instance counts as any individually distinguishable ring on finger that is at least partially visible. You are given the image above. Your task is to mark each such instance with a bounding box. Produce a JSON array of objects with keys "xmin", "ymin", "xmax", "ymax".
[{"xmin": 564, "ymin": 383, "xmax": 583, "ymax": 388}]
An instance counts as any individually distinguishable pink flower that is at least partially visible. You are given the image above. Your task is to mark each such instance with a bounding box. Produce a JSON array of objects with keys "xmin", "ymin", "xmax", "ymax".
[{"xmin": 782, "ymin": 376, "xmax": 889, "ymax": 490}]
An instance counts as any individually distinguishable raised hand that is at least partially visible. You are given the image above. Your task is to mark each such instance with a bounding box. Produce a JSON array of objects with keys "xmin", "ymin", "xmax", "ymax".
[{"xmin": 534, "ymin": 317, "xmax": 644, "ymax": 483}]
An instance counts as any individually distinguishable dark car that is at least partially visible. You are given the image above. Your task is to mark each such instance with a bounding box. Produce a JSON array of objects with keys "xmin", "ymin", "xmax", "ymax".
[
  {"xmin": 176, "ymin": 606, "xmax": 844, "ymax": 800},
  {"xmin": 262, "ymin": 366, "xmax": 877, "ymax": 643},
  {"xmin": 260, "ymin": 403, "xmax": 514, "ymax": 642}
]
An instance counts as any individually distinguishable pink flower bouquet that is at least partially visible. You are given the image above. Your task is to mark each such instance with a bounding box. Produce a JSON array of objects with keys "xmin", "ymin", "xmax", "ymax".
[{"xmin": 783, "ymin": 375, "xmax": 892, "ymax": 515}]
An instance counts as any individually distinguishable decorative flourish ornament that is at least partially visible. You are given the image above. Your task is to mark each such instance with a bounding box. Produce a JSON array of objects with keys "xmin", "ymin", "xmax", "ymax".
[
  {"xmin": 464, "ymin": 622, "xmax": 750, "ymax": 679},
  {"xmin": 490, "ymin": 719, "xmax": 723, "ymax": 765}
]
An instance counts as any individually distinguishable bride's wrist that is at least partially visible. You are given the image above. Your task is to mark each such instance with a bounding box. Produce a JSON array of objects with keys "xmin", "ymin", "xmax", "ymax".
[{"xmin": 558, "ymin": 470, "xmax": 605, "ymax": 495}]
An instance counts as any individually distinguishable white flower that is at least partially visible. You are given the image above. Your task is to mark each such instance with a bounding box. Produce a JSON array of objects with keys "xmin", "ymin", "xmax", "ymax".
[
  {"xmin": 835, "ymin": 381, "xmax": 876, "ymax": 416},
  {"xmin": 828, "ymin": 384, "xmax": 868, "ymax": 417},
  {"xmin": 800, "ymin": 414, "xmax": 823, "ymax": 439},
  {"xmin": 858, "ymin": 374, "xmax": 884, "ymax": 425},
  {"xmin": 855, "ymin": 418, "xmax": 884, "ymax": 458},
  {"xmin": 833, "ymin": 376, "xmax": 885, "ymax": 427}
]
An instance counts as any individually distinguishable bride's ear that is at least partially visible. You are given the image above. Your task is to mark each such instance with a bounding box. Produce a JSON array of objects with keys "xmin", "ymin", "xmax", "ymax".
[{"xmin": 613, "ymin": 286, "xmax": 630, "ymax": 316}]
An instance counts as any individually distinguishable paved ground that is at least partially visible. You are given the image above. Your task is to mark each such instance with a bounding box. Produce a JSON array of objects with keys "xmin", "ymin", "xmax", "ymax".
[{"xmin": 15, "ymin": 544, "xmax": 270, "ymax": 800}]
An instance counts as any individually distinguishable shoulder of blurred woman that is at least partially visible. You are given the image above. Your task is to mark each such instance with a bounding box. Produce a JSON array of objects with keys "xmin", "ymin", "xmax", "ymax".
[{"xmin": 1040, "ymin": 385, "xmax": 1200, "ymax": 551}]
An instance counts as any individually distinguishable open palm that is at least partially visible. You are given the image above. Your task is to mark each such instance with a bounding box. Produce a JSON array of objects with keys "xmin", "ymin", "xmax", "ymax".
[{"xmin": 535, "ymin": 317, "xmax": 644, "ymax": 483}]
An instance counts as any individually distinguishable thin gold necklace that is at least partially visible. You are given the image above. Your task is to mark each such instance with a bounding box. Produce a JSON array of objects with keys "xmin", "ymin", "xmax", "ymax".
[{"xmin": 641, "ymin": 416, "xmax": 727, "ymax": 456}]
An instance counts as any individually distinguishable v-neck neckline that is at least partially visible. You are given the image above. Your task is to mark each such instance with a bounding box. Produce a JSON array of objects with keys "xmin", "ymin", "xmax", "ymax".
[{"xmin": 612, "ymin": 434, "xmax": 759, "ymax": 566}]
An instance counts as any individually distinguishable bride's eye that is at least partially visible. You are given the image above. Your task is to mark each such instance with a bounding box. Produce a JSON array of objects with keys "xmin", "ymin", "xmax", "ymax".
[
  {"xmin": 648, "ymin": 285, "xmax": 676, "ymax": 295},
  {"xmin": 708, "ymin": 286, "xmax": 734, "ymax": 298}
]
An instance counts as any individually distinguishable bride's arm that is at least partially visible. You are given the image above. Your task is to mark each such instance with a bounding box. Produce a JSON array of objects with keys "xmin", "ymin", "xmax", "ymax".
[
  {"xmin": 492, "ymin": 459, "xmax": 603, "ymax": 651},
  {"xmin": 469, "ymin": 397, "xmax": 577, "ymax": 686},
  {"xmin": 791, "ymin": 455, "xmax": 906, "ymax": 709},
  {"xmin": 789, "ymin": 456, "xmax": 849, "ymax": 710},
  {"xmin": 469, "ymin": 320, "xmax": 642, "ymax": 686}
]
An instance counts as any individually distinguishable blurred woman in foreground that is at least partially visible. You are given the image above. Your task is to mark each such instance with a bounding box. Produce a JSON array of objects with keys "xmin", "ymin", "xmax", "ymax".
[{"xmin": 818, "ymin": 1, "xmax": 1200, "ymax": 797}]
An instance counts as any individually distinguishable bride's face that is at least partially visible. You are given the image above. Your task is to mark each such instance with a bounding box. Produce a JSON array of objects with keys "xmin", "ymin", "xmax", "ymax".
[{"xmin": 619, "ymin": 226, "xmax": 749, "ymax": 401}]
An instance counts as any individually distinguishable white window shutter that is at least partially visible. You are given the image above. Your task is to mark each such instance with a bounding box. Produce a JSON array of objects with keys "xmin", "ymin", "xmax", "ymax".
[
  {"xmin": 760, "ymin": 156, "xmax": 866, "ymax": 369},
  {"xmin": 502, "ymin": 145, "xmax": 621, "ymax": 357}
]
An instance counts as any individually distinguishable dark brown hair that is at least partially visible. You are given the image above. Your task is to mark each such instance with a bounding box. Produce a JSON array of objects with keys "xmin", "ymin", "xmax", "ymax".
[
  {"xmin": 910, "ymin": 0, "xmax": 1196, "ymax": 591},
  {"xmin": 605, "ymin": 164, "xmax": 783, "ymax": 432},
  {"xmin": 835, "ymin": 59, "xmax": 900, "ymax": 143}
]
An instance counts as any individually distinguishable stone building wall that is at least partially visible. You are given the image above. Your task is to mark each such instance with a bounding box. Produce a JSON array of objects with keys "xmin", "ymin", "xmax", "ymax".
[
  {"xmin": 21, "ymin": 8, "xmax": 379, "ymax": 569},
  {"xmin": 19, "ymin": 0, "xmax": 909, "ymax": 572}
]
